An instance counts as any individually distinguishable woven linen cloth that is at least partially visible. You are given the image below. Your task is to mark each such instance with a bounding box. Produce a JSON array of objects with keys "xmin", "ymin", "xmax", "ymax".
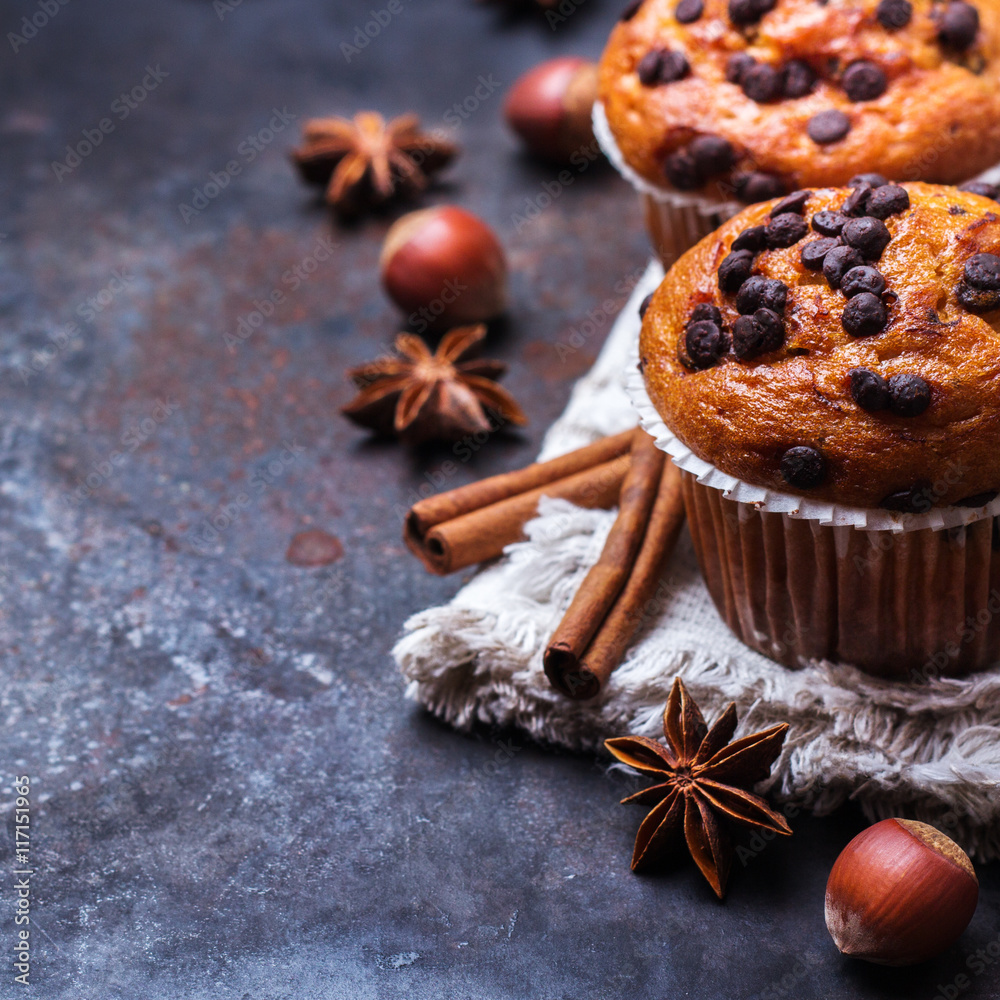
[{"xmin": 393, "ymin": 261, "xmax": 1000, "ymax": 861}]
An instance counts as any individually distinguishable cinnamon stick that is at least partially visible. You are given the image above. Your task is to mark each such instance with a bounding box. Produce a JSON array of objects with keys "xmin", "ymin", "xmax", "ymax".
[
  {"xmin": 574, "ymin": 460, "xmax": 685, "ymax": 697},
  {"xmin": 406, "ymin": 428, "xmax": 636, "ymax": 541},
  {"xmin": 543, "ymin": 431, "xmax": 666, "ymax": 696},
  {"xmin": 409, "ymin": 455, "xmax": 631, "ymax": 575}
]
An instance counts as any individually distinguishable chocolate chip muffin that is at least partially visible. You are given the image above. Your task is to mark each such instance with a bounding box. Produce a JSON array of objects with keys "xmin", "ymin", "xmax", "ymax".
[
  {"xmin": 641, "ymin": 181, "xmax": 1000, "ymax": 508},
  {"xmin": 632, "ymin": 181, "xmax": 1000, "ymax": 677},
  {"xmin": 597, "ymin": 0, "xmax": 1000, "ymax": 264}
]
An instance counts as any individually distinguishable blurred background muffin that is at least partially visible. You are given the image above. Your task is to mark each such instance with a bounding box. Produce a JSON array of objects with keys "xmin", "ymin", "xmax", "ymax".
[{"xmin": 597, "ymin": 0, "xmax": 1000, "ymax": 265}]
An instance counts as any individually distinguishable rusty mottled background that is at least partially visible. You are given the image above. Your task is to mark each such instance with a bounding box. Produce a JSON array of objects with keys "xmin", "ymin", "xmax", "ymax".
[{"xmin": 1, "ymin": 0, "xmax": 998, "ymax": 997}]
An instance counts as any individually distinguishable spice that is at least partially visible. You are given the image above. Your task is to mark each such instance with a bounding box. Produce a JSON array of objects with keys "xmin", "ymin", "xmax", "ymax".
[
  {"xmin": 405, "ymin": 429, "xmax": 636, "ymax": 575},
  {"xmin": 291, "ymin": 111, "xmax": 458, "ymax": 216},
  {"xmin": 606, "ymin": 678, "xmax": 790, "ymax": 897},
  {"xmin": 544, "ymin": 432, "xmax": 686, "ymax": 698},
  {"xmin": 342, "ymin": 324, "xmax": 525, "ymax": 446}
]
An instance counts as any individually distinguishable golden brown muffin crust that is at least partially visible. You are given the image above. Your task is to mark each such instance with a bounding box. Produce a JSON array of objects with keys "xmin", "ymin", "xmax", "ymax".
[
  {"xmin": 640, "ymin": 182, "xmax": 1000, "ymax": 508},
  {"xmin": 600, "ymin": 0, "xmax": 1000, "ymax": 201}
]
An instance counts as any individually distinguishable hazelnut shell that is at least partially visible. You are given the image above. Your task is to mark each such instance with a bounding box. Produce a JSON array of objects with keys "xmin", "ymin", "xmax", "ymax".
[
  {"xmin": 380, "ymin": 206, "xmax": 507, "ymax": 330},
  {"xmin": 825, "ymin": 818, "xmax": 979, "ymax": 966}
]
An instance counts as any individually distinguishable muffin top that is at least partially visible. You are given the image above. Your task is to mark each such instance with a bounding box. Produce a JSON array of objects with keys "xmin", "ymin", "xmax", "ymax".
[
  {"xmin": 599, "ymin": 0, "xmax": 1000, "ymax": 203},
  {"xmin": 639, "ymin": 181, "xmax": 1000, "ymax": 510}
]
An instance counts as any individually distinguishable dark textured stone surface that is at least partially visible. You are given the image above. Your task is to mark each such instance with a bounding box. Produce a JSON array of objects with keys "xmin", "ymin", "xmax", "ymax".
[{"xmin": 0, "ymin": 2, "xmax": 998, "ymax": 997}]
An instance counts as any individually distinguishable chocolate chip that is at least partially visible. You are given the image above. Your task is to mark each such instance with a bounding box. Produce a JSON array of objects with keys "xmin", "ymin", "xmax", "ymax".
[
  {"xmin": 812, "ymin": 210, "xmax": 848, "ymax": 236},
  {"xmin": 959, "ymin": 180, "xmax": 1000, "ymax": 201},
  {"xmin": 726, "ymin": 53, "xmax": 755, "ymax": 84},
  {"xmin": 881, "ymin": 485, "xmax": 932, "ymax": 513},
  {"xmin": 841, "ymin": 265, "xmax": 887, "ymax": 298},
  {"xmin": 638, "ymin": 48, "xmax": 690, "ymax": 85},
  {"xmin": 888, "ymin": 373, "xmax": 931, "ymax": 416},
  {"xmin": 689, "ymin": 134, "xmax": 735, "ymax": 176},
  {"xmin": 950, "ymin": 205, "xmax": 968, "ymax": 216},
  {"xmin": 842, "ymin": 61, "xmax": 888, "ymax": 101},
  {"xmin": 848, "ymin": 173, "xmax": 888, "ymax": 188},
  {"xmin": 849, "ymin": 368, "xmax": 891, "ymax": 411},
  {"xmin": 676, "ymin": 0, "xmax": 704, "ymax": 20},
  {"xmin": 866, "ymin": 184, "xmax": 910, "ymax": 219},
  {"xmin": 685, "ymin": 321, "xmax": 728, "ymax": 368},
  {"xmin": 842, "ymin": 183, "xmax": 873, "ymax": 216},
  {"xmin": 732, "ymin": 315, "xmax": 762, "ymax": 358},
  {"xmin": 729, "ymin": 0, "xmax": 776, "ymax": 26},
  {"xmin": 964, "ymin": 252, "xmax": 1000, "ymax": 290},
  {"xmin": 734, "ymin": 172, "xmax": 786, "ymax": 203},
  {"xmin": 621, "ymin": 0, "xmax": 644, "ymax": 18},
  {"xmin": 770, "ymin": 190, "xmax": 812, "ymax": 216},
  {"xmin": 639, "ymin": 292, "xmax": 654, "ymax": 319},
  {"xmin": 843, "ymin": 216, "xmax": 891, "ymax": 259},
  {"xmin": 689, "ymin": 302, "xmax": 723, "ymax": 325},
  {"xmin": 753, "ymin": 307, "xmax": 785, "ymax": 349},
  {"xmin": 957, "ymin": 281, "xmax": 1000, "ymax": 313},
  {"xmin": 637, "ymin": 51, "xmax": 663, "ymax": 85},
  {"xmin": 938, "ymin": 1, "xmax": 979, "ymax": 50},
  {"xmin": 736, "ymin": 276, "xmax": 788, "ymax": 314},
  {"xmin": 823, "ymin": 245, "xmax": 865, "ymax": 287},
  {"xmin": 876, "ymin": 0, "xmax": 912, "ymax": 28},
  {"xmin": 808, "ymin": 109, "xmax": 851, "ymax": 144},
  {"xmin": 782, "ymin": 60, "xmax": 816, "ymax": 98},
  {"xmin": 765, "ymin": 213, "xmax": 809, "ymax": 248},
  {"xmin": 781, "ymin": 446, "xmax": 827, "ymax": 489},
  {"xmin": 732, "ymin": 309, "xmax": 784, "ymax": 358},
  {"xmin": 801, "ymin": 237, "xmax": 840, "ymax": 270},
  {"xmin": 664, "ymin": 149, "xmax": 701, "ymax": 189},
  {"xmin": 718, "ymin": 249, "xmax": 755, "ymax": 292},
  {"xmin": 742, "ymin": 63, "xmax": 783, "ymax": 102},
  {"xmin": 731, "ymin": 225, "xmax": 768, "ymax": 252},
  {"xmin": 842, "ymin": 291, "xmax": 889, "ymax": 336},
  {"xmin": 957, "ymin": 490, "xmax": 999, "ymax": 507}
]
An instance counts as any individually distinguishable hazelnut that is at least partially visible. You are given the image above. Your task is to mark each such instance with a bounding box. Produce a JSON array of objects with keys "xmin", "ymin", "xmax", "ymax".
[
  {"xmin": 825, "ymin": 818, "xmax": 979, "ymax": 966},
  {"xmin": 380, "ymin": 206, "xmax": 507, "ymax": 331},
  {"xmin": 503, "ymin": 57, "xmax": 599, "ymax": 164}
]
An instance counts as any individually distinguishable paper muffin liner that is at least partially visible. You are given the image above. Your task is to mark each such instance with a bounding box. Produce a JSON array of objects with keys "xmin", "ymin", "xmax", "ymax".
[
  {"xmin": 593, "ymin": 102, "xmax": 741, "ymax": 266},
  {"xmin": 595, "ymin": 100, "xmax": 1000, "ymax": 270},
  {"xmin": 624, "ymin": 338, "xmax": 1000, "ymax": 678}
]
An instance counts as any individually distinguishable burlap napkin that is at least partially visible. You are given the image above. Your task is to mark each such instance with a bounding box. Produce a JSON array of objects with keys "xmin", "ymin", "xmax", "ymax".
[{"xmin": 394, "ymin": 262, "xmax": 1000, "ymax": 860}]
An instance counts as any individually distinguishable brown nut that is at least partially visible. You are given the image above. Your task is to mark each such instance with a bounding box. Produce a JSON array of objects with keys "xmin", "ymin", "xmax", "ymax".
[
  {"xmin": 825, "ymin": 818, "xmax": 979, "ymax": 966},
  {"xmin": 380, "ymin": 206, "xmax": 507, "ymax": 332},
  {"xmin": 503, "ymin": 57, "xmax": 598, "ymax": 164}
]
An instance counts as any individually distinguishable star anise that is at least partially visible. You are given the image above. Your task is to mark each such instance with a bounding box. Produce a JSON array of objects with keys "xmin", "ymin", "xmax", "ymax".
[
  {"xmin": 605, "ymin": 677, "xmax": 791, "ymax": 898},
  {"xmin": 342, "ymin": 324, "xmax": 527, "ymax": 445},
  {"xmin": 291, "ymin": 111, "xmax": 459, "ymax": 216}
]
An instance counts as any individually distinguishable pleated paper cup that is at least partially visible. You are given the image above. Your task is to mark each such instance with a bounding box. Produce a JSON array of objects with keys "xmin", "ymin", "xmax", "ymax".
[
  {"xmin": 593, "ymin": 102, "xmax": 741, "ymax": 269},
  {"xmin": 626, "ymin": 358, "xmax": 1000, "ymax": 680}
]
